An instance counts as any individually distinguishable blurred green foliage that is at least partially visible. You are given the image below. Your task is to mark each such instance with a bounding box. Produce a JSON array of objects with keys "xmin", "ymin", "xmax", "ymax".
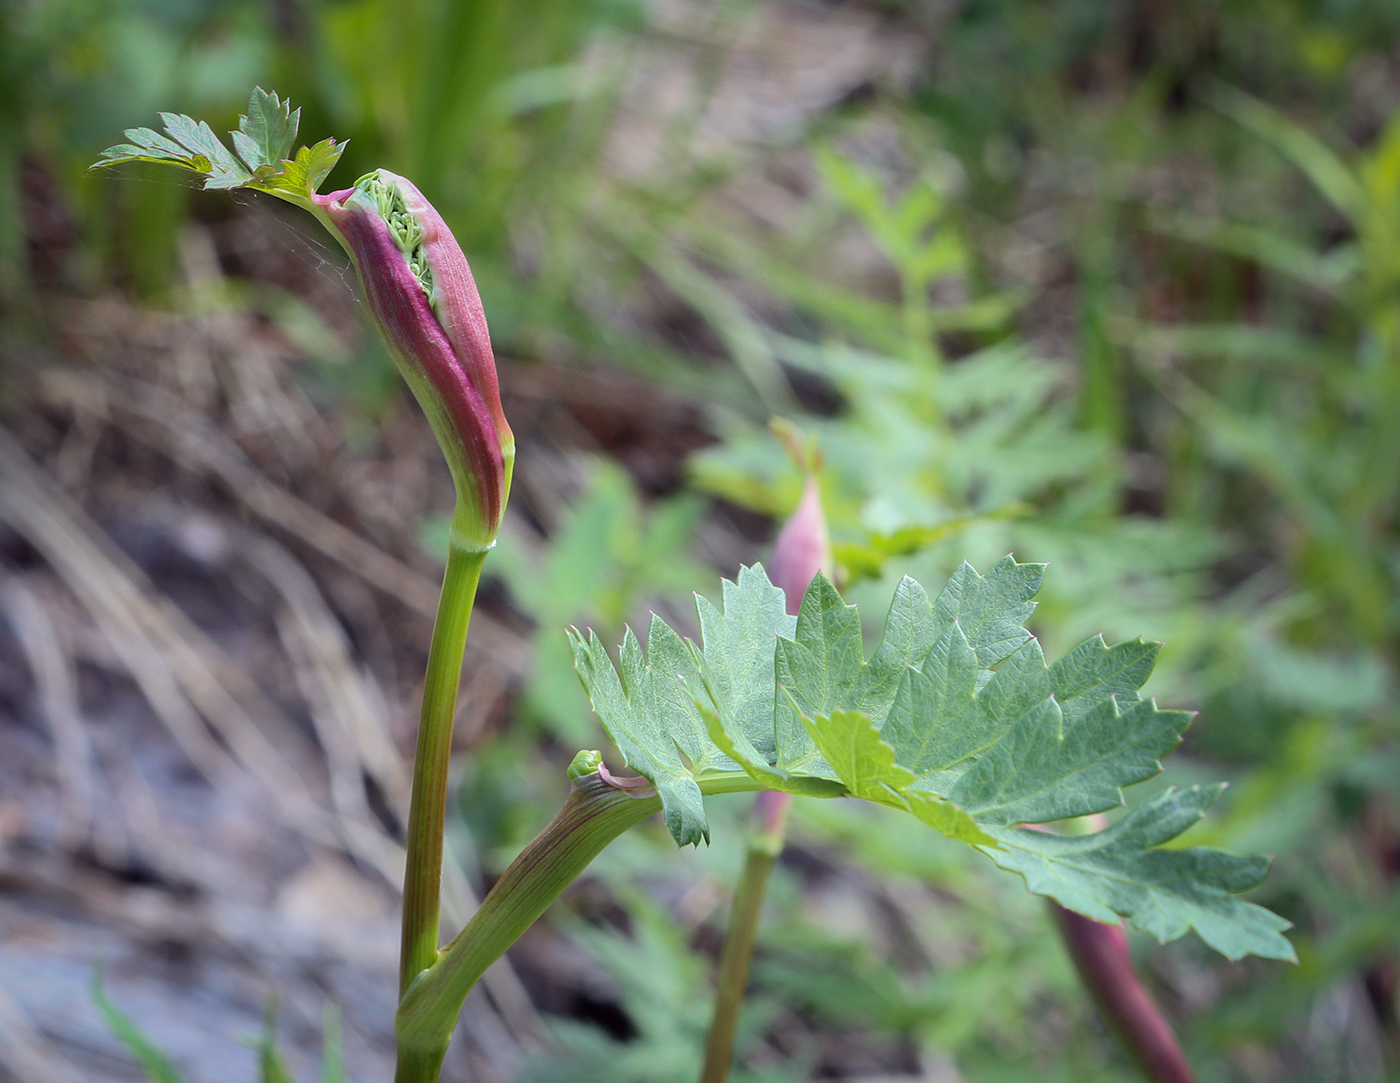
[
  {"xmin": 92, "ymin": 968, "xmax": 344, "ymax": 1083},
  {"xmin": 516, "ymin": 887, "xmax": 797, "ymax": 1083},
  {"xmin": 490, "ymin": 459, "xmax": 708, "ymax": 745},
  {"xmin": 10, "ymin": 0, "xmax": 1400, "ymax": 1079}
]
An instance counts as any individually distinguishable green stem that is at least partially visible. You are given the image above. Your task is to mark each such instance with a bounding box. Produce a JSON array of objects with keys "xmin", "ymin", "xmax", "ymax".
[
  {"xmin": 395, "ymin": 772, "xmax": 767, "ymax": 1080},
  {"xmin": 399, "ymin": 534, "xmax": 487, "ymax": 996},
  {"xmin": 699, "ymin": 790, "xmax": 791, "ymax": 1083}
]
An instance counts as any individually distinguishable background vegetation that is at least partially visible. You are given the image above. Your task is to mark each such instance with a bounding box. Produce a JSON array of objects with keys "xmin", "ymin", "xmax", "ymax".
[{"xmin": 0, "ymin": 0, "xmax": 1397, "ymax": 1080}]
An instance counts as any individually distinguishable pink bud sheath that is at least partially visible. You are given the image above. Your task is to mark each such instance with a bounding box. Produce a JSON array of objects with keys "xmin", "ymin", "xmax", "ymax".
[
  {"xmin": 767, "ymin": 474, "xmax": 831, "ymax": 616},
  {"xmin": 318, "ymin": 170, "xmax": 514, "ymax": 550}
]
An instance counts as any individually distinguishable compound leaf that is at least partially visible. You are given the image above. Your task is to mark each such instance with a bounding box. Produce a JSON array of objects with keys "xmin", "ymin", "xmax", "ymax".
[
  {"xmin": 90, "ymin": 89, "xmax": 343, "ymax": 206},
  {"xmin": 571, "ymin": 558, "xmax": 1293, "ymax": 960}
]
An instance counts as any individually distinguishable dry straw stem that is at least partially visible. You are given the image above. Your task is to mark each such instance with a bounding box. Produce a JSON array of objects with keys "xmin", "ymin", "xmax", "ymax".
[
  {"xmin": 0, "ymin": 427, "xmax": 295, "ymax": 773},
  {"xmin": 0, "ymin": 982, "xmax": 85, "ymax": 1083},
  {"xmin": 0, "ymin": 427, "xmax": 394, "ymax": 869},
  {"xmin": 34, "ymin": 364, "xmax": 527, "ymax": 671},
  {"xmin": 0, "ymin": 424, "xmax": 545, "ymax": 1046},
  {"xmin": 0, "ymin": 577, "xmax": 96, "ymax": 847},
  {"xmin": 256, "ymin": 532, "xmax": 407, "ymax": 813}
]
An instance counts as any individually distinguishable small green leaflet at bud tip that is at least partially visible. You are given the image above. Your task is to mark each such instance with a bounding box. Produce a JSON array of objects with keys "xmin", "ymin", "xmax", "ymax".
[{"xmin": 88, "ymin": 87, "xmax": 347, "ymax": 208}]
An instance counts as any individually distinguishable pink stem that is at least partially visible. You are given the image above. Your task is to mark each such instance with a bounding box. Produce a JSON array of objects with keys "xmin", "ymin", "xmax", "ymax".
[{"xmin": 1050, "ymin": 905, "xmax": 1196, "ymax": 1083}]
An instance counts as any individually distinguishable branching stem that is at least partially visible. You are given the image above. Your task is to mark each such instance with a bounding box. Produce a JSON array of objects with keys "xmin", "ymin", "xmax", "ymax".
[{"xmin": 395, "ymin": 772, "xmax": 767, "ymax": 1082}]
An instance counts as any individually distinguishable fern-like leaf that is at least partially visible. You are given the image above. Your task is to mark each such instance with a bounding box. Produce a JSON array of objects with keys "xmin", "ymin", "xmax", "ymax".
[{"xmin": 90, "ymin": 88, "xmax": 345, "ymax": 207}]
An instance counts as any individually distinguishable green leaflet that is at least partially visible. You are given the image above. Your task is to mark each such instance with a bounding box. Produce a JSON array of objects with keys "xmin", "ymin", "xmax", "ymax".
[
  {"xmin": 90, "ymin": 88, "xmax": 345, "ymax": 206},
  {"xmin": 571, "ymin": 557, "xmax": 1294, "ymax": 961},
  {"xmin": 567, "ymin": 615, "xmax": 737, "ymax": 846},
  {"xmin": 273, "ymin": 138, "xmax": 347, "ymax": 197},
  {"xmin": 233, "ymin": 88, "xmax": 299, "ymax": 171},
  {"xmin": 983, "ymin": 786, "xmax": 1292, "ymax": 961},
  {"xmin": 770, "ymin": 559, "xmax": 1041, "ymax": 774},
  {"xmin": 799, "ymin": 707, "xmax": 994, "ymax": 846},
  {"xmin": 693, "ymin": 564, "xmax": 795, "ymax": 764}
]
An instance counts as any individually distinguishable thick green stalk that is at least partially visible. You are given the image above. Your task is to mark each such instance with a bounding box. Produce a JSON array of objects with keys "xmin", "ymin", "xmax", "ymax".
[
  {"xmin": 395, "ymin": 772, "xmax": 766, "ymax": 1080},
  {"xmin": 699, "ymin": 789, "xmax": 791, "ymax": 1083},
  {"xmin": 399, "ymin": 533, "xmax": 487, "ymax": 996}
]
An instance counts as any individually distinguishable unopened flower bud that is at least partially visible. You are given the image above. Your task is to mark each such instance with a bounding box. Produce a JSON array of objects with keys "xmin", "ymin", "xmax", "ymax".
[
  {"xmin": 318, "ymin": 170, "xmax": 514, "ymax": 549},
  {"xmin": 567, "ymin": 750, "xmax": 603, "ymax": 781},
  {"xmin": 768, "ymin": 474, "xmax": 831, "ymax": 616}
]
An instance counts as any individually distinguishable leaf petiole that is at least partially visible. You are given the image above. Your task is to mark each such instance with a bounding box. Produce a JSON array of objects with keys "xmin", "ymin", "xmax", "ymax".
[{"xmin": 394, "ymin": 768, "xmax": 778, "ymax": 1077}]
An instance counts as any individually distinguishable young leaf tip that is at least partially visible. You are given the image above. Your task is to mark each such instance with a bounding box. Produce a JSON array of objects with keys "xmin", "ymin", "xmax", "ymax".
[{"xmin": 89, "ymin": 89, "xmax": 346, "ymax": 207}]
